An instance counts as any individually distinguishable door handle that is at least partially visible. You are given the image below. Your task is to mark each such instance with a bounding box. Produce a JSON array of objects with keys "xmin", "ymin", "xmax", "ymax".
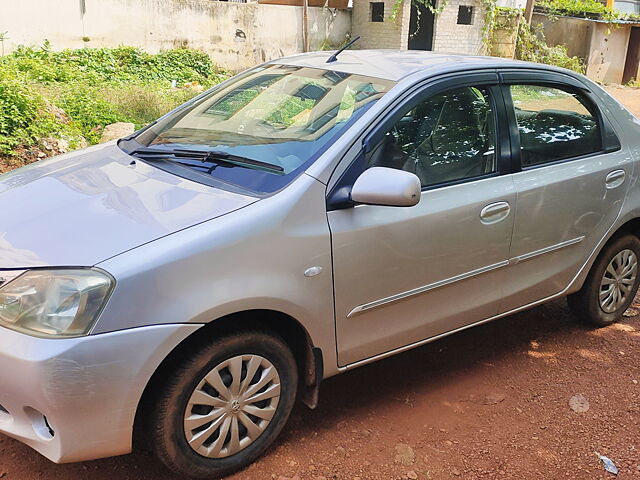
[
  {"xmin": 606, "ymin": 169, "xmax": 625, "ymax": 189},
  {"xmin": 480, "ymin": 201, "xmax": 511, "ymax": 225}
]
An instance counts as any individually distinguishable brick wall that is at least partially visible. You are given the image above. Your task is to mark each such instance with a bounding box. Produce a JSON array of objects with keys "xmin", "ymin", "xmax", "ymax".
[
  {"xmin": 352, "ymin": 0, "xmax": 487, "ymax": 55},
  {"xmin": 351, "ymin": 0, "xmax": 411, "ymax": 49},
  {"xmin": 432, "ymin": 0, "xmax": 487, "ymax": 55}
]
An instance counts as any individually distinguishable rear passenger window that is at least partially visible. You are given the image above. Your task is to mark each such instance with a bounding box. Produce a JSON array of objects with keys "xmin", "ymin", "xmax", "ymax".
[{"xmin": 509, "ymin": 85, "xmax": 602, "ymax": 167}]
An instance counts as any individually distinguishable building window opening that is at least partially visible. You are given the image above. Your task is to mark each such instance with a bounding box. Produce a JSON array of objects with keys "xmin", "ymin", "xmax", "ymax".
[
  {"xmin": 457, "ymin": 5, "xmax": 474, "ymax": 24},
  {"xmin": 371, "ymin": 2, "xmax": 385, "ymax": 22}
]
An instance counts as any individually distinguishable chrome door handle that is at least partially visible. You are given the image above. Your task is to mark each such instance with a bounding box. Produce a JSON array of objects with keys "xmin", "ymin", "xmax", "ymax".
[
  {"xmin": 480, "ymin": 201, "xmax": 510, "ymax": 225},
  {"xmin": 606, "ymin": 169, "xmax": 625, "ymax": 189}
]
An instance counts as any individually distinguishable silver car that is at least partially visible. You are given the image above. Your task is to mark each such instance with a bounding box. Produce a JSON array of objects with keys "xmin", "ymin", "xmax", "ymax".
[{"xmin": 0, "ymin": 50, "xmax": 639, "ymax": 478}]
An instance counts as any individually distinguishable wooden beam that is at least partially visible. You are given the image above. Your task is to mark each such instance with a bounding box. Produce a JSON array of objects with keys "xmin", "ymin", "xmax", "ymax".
[
  {"xmin": 302, "ymin": 0, "xmax": 310, "ymax": 52},
  {"xmin": 524, "ymin": 0, "xmax": 535, "ymax": 24}
]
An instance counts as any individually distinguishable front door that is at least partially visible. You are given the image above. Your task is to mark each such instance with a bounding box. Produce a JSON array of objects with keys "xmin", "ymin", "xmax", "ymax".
[
  {"xmin": 500, "ymin": 78, "xmax": 632, "ymax": 312},
  {"xmin": 328, "ymin": 81, "xmax": 515, "ymax": 366}
]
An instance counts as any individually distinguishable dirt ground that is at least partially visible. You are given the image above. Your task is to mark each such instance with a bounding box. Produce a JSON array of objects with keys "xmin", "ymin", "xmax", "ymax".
[
  {"xmin": 1, "ymin": 299, "xmax": 639, "ymax": 480},
  {"xmin": 605, "ymin": 85, "xmax": 640, "ymax": 118},
  {"xmin": 2, "ymin": 86, "xmax": 640, "ymax": 480}
]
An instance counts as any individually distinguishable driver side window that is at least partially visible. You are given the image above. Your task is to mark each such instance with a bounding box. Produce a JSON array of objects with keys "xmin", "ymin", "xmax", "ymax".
[{"xmin": 367, "ymin": 86, "xmax": 497, "ymax": 188}]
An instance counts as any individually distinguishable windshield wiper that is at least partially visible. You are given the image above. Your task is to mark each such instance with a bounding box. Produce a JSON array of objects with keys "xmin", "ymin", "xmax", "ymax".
[{"xmin": 129, "ymin": 146, "xmax": 284, "ymax": 174}]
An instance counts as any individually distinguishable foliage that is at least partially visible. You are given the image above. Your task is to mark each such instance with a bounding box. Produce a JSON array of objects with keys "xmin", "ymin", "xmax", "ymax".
[
  {"xmin": 0, "ymin": 75, "xmax": 82, "ymax": 154},
  {"xmin": 0, "ymin": 44, "xmax": 228, "ymax": 156},
  {"xmin": 480, "ymin": 0, "xmax": 584, "ymax": 74},
  {"xmin": 535, "ymin": 0, "xmax": 640, "ymax": 21},
  {"xmin": 515, "ymin": 22, "xmax": 586, "ymax": 73},
  {"xmin": 319, "ymin": 35, "xmax": 352, "ymax": 51},
  {"xmin": 483, "ymin": 5, "xmax": 522, "ymax": 54}
]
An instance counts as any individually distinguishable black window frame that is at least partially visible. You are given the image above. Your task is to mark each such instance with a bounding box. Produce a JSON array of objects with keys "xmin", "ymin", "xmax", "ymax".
[
  {"xmin": 327, "ymin": 71, "xmax": 512, "ymax": 210},
  {"xmin": 499, "ymin": 69, "xmax": 622, "ymax": 173}
]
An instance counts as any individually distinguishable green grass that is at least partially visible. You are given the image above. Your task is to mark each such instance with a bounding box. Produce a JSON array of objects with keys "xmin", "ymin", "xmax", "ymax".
[{"xmin": 0, "ymin": 43, "xmax": 228, "ymax": 156}]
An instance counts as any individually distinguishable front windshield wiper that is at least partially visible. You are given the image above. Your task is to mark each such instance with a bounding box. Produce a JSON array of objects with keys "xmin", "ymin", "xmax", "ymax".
[{"xmin": 129, "ymin": 146, "xmax": 284, "ymax": 174}]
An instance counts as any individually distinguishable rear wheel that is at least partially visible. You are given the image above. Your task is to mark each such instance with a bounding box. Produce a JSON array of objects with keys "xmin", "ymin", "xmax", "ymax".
[
  {"xmin": 149, "ymin": 331, "xmax": 298, "ymax": 479},
  {"xmin": 568, "ymin": 234, "xmax": 640, "ymax": 326}
]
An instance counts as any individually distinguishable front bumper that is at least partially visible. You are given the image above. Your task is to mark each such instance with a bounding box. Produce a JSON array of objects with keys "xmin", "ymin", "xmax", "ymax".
[{"xmin": 0, "ymin": 323, "xmax": 201, "ymax": 463}]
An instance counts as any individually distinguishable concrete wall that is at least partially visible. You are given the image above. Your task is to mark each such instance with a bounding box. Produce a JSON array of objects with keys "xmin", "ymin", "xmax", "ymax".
[
  {"xmin": 532, "ymin": 13, "xmax": 633, "ymax": 84},
  {"xmin": 532, "ymin": 13, "xmax": 593, "ymax": 60},
  {"xmin": 491, "ymin": 11, "xmax": 521, "ymax": 58},
  {"xmin": 351, "ymin": 0, "xmax": 411, "ymax": 49},
  {"xmin": 586, "ymin": 22, "xmax": 631, "ymax": 83},
  {"xmin": 432, "ymin": 0, "xmax": 486, "ymax": 55},
  {"xmin": 0, "ymin": 0, "xmax": 351, "ymax": 70},
  {"xmin": 496, "ymin": 0, "xmax": 526, "ymax": 7}
]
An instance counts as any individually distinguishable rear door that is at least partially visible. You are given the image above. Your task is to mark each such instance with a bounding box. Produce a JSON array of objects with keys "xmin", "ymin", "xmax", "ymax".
[{"xmin": 499, "ymin": 70, "xmax": 632, "ymax": 312}]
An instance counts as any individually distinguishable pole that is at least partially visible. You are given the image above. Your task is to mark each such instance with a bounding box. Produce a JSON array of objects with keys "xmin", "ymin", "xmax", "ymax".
[
  {"xmin": 524, "ymin": 0, "xmax": 535, "ymax": 24},
  {"xmin": 303, "ymin": 0, "xmax": 310, "ymax": 52}
]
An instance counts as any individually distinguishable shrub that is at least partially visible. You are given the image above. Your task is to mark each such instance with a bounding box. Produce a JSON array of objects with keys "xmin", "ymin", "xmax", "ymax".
[
  {"xmin": 102, "ymin": 83, "xmax": 198, "ymax": 127},
  {"xmin": 535, "ymin": 0, "xmax": 640, "ymax": 21},
  {"xmin": 0, "ymin": 45, "xmax": 228, "ymax": 157},
  {"xmin": 515, "ymin": 23, "xmax": 586, "ymax": 74},
  {"xmin": 56, "ymin": 85, "xmax": 121, "ymax": 143}
]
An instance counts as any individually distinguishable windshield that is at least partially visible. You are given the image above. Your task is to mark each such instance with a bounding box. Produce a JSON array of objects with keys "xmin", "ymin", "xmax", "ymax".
[{"xmin": 127, "ymin": 64, "xmax": 395, "ymax": 194}]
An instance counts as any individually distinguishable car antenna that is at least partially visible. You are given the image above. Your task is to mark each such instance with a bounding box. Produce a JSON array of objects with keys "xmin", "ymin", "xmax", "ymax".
[{"xmin": 326, "ymin": 35, "xmax": 361, "ymax": 63}]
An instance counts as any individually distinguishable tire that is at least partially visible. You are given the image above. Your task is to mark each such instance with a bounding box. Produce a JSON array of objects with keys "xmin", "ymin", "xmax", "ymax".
[
  {"xmin": 149, "ymin": 331, "xmax": 298, "ymax": 479},
  {"xmin": 568, "ymin": 234, "xmax": 640, "ymax": 327}
]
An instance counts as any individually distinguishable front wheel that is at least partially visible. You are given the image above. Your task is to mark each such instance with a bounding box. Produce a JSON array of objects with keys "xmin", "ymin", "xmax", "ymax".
[
  {"xmin": 149, "ymin": 331, "xmax": 298, "ymax": 479},
  {"xmin": 568, "ymin": 234, "xmax": 640, "ymax": 326}
]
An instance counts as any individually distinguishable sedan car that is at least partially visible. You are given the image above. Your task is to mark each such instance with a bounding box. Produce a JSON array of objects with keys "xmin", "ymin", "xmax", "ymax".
[{"xmin": 0, "ymin": 50, "xmax": 639, "ymax": 478}]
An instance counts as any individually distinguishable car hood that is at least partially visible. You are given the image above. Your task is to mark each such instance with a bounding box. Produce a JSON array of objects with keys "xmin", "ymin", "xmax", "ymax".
[{"xmin": 0, "ymin": 143, "xmax": 258, "ymax": 268}]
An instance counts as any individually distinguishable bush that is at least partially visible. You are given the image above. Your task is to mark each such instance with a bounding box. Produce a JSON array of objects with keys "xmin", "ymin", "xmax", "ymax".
[
  {"xmin": 0, "ymin": 44, "xmax": 228, "ymax": 157},
  {"xmin": 102, "ymin": 83, "xmax": 198, "ymax": 126},
  {"xmin": 1, "ymin": 44, "xmax": 225, "ymax": 86},
  {"xmin": 56, "ymin": 85, "xmax": 121, "ymax": 143},
  {"xmin": 516, "ymin": 23, "xmax": 586, "ymax": 74},
  {"xmin": 535, "ymin": 0, "xmax": 640, "ymax": 21}
]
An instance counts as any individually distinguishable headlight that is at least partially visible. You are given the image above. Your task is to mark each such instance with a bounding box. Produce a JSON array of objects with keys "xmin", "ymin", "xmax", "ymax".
[{"xmin": 0, "ymin": 269, "xmax": 114, "ymax": 338}]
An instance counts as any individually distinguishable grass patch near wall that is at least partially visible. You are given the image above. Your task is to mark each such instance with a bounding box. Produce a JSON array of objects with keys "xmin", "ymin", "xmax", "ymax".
[{"xmin": 0, "ymin": 43, "xmax": 228, "ymax": 163}]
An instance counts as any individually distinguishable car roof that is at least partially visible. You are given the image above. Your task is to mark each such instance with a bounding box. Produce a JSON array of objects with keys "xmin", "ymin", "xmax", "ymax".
[{"xmin": 270, "ymin": 49, "xmax": 564, "ymax": 82}]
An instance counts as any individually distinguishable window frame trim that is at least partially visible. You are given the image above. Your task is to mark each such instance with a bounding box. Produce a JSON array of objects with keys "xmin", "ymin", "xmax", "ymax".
[
  {"xmin": 327, "ymin": 71, "xmax": 512, "ymax": 210},
  {"xmin": 499, "ymin": 70, "xmax": 622, "ymax": 172}
]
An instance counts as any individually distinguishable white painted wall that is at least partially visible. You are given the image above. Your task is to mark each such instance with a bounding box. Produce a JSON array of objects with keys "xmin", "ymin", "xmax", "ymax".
[
  {"xmin": 0, "ymin": 0, "xmax": 351, "ymax": 70},
  {"xmin": 496, "ymin": 0, "xmax": 527, "ymax": 8},
  {"xmin": 351, "ymin": 0, "xmax": 411, "ymax": 49},
  {"xmin": 431, "ymin": 0, "xmax": 486, "ymax": 55}
]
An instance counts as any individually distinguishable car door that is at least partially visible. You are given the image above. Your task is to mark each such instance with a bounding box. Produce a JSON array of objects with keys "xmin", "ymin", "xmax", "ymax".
[
  {"xmin": 499, "ymin": 70, "xmax": 633, "ymax": 312},
  {"xmin": 327, "ymin": 74, "xmax": 517, "ymax": 366}
]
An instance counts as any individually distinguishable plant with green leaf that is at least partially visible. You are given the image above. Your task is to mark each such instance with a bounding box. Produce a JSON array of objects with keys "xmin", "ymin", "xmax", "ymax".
[{"xmin": 0, "ymin": 44, "xmax": 229, "ymax": 158}]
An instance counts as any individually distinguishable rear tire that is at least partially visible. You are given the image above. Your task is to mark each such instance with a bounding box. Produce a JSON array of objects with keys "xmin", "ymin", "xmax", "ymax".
[
  {"xmin": 149, "ymin": 331, "xmax": 298, "ymax": 479},
  {"xmin": 568, "ymin": 234, "xmax": 640, "ymax": 327}
]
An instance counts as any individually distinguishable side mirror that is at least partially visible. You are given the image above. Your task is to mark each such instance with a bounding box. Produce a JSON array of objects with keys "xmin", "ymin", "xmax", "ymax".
[{"xmin": 351, "ymin": 167, "xmax": 421, "ymax": 207}]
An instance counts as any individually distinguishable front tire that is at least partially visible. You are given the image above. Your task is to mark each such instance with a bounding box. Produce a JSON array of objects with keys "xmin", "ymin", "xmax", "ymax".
[
  {"xmin": 149, "ymin": 331, "xmax": 298, "ymax": 479},
  {"xmin": 568, "ymin": 234, "xmax": 640, "ymax": 326}
]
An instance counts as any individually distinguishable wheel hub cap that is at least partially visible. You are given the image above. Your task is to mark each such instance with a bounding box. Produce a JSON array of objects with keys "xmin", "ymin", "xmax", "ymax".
[
  {"xmin": 599, "ymin": 248, "xmax": 637, "ymax": 313},
  {"xmin": 183, "ymin": 354, "xmax": 281, "ymax": 458}
]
